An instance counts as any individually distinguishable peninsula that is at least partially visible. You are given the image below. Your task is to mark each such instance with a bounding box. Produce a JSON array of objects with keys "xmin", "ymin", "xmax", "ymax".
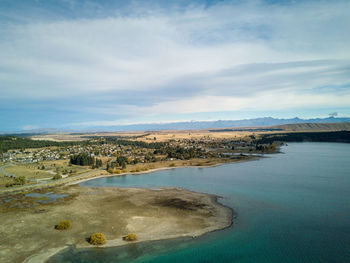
[{"xmin": 0, "ymin": 185, "xmax": 232, "ymax": 263}]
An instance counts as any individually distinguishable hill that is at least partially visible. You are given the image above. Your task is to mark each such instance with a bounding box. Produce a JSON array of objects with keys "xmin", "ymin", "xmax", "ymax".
[{"xmin": 273, "ymin": 122, "xmax": 350, "ymax": 131}]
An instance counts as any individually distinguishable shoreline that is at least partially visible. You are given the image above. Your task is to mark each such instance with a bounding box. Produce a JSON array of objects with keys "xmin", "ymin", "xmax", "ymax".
[
  {"xmin": 0, "ymin": 155, "xmax": 261, "ymax": 195},
  {"xmin": 2, "ymin": 157, "xmax": 256, "ymax": 262},
  {"xmin": 1, "ymin": 185, "xmax": 233, "ymax": 263},
  {"xmin": 2, "ymin": 155, "xmax": 263, "ymax": 263},
  {"xmin": 68, "ymin": 156, "xmax": 260, "ymax": 186},
  {"xmin": 26, "ymin": 193, "xmax": 233, "ymax": 263}
]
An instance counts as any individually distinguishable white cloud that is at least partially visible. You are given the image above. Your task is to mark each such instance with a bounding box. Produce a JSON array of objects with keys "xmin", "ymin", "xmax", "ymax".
[{"xmin": 0, "ymin": 0, "xmax": 350, "ymax": 125}]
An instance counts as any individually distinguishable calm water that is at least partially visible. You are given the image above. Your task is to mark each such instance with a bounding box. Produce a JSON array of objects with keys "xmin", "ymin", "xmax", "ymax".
[{"xmin": 48, "ymin": 143, "xmax": 350, "ymax": 263}]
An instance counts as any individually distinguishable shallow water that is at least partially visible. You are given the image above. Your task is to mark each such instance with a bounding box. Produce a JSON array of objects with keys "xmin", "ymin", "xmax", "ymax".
[
  {"xmin": 25, "ymin": 192, "xmax": 68, "ymax": 203},
  {"xmin": 48, "ymin": 143, "xmax": 350, "ymax": 263}
]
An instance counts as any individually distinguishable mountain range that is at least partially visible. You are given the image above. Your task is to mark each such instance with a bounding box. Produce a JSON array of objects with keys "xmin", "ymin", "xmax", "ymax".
[{"xmin": 4, "ymin": 116, "xmax": 350, "ymax": 135}]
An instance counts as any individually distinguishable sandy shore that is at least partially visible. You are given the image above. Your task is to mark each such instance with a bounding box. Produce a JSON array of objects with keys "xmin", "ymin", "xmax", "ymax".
[
  {"xmin": 68, "ymin": 156, "xmax": 258, "ymax": 186},
  {"xmin": 0, "ymin": 186, "xmax": 232, "ymax": 263},
  {"xmin": 0, "ymin": 156, "xmax": 257, "ymax": 196}
]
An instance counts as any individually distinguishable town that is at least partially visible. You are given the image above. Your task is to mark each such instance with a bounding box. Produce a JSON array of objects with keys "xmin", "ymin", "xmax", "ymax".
[{"xmin": 0, "ymin": 134, "xmax": 278, "ymax": 189}]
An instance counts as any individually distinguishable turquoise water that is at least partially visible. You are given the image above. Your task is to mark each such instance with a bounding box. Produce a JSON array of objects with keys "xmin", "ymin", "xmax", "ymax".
[{"xmin": 48, "ymin": 143, "xmax": 350, "ymax": 263}]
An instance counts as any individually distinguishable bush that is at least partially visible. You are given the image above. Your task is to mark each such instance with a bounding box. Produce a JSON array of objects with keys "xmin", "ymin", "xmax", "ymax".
[
  {"xmin": 15, "ymin": 176, "xmax": 26, "ymax": 185},
  {"xmin": 90, "ymin": 233, "xmax": 107, "ymax": 245},
  {"xmin": 55, "ymin": 220, "xmax": 72, "ymax": 230},
  {"xmin": 124, "ymin": 233, "xmax": 138, "ymax": 241},
  {"xmin": 5, "ymin": 176, "xmax": 26, "ymax": 187},
  {"xmin": 52, "ymin": 174, "xmax": 62, "ymax": 180}
]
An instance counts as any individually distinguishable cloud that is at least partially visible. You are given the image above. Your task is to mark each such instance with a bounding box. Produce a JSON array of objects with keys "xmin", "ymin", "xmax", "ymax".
[
  {"xmin": 0, "ymin": 0, "xmax": 350, "ymax": 128},
  {"xmin": 22, "ymin": 125, "xmax": 38, "ymax": 130}
]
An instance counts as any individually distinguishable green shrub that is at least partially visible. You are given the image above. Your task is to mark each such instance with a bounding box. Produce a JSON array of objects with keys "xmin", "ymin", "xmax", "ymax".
[
  {"xmin": 55, "ymin": 220, "xmax": 72, "ymax": 230},
  {"xmin": 15, "ymin": 176, "xmax": 26, "ymax": 185},
  {"xmin": 124, "ymin": 233, "xmax": 138, "ymax": 241},
  {"xmin": 90, "ymin": 233, "xmax": 107, "ymax": 245},
  {"xmin": 5, "ymin": 176, "xmax": 26, "ymax": 187}
]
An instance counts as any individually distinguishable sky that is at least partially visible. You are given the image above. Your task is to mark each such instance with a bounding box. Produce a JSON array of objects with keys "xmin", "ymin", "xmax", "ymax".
[{"xmin": 0, "ymin": 0, "xmax": 350, "ymax": 131}]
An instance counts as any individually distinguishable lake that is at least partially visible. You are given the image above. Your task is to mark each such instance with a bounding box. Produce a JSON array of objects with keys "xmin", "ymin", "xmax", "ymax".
[{"xmin": 47, "ymin": 143, "xmax": 350, "ymax": 263}]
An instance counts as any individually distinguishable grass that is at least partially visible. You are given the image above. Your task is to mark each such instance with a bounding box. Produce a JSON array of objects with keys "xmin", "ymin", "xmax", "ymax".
[
  {"xmin": 40, "ymin": 160, "xmax": 90, "ymax": 174},
  {"xmin": 2, "ymin": 160, "xmax": 91, "ymax": 182},
  {"xmin": 4, "ymin": 165, "xmax": 53, "ymax": 179}
]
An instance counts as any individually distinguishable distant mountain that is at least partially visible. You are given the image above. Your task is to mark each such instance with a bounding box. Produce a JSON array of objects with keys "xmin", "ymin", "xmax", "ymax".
[
  {"xmin": 88, "ymin": 116, "xmax": 350, "ymax": 131},
  {"xmin": 0, "ymin": 128, "xmax": 86, "ymax": 136},
  {"xmin": 2, "ymin": 117, "xmax": 350, "ymax": 135}
]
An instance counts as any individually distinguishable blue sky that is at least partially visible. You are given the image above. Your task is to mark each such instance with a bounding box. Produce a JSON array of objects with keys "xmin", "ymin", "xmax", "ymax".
[{"xmin": 0, "ymin": 0, "xmax": 350, "ymax": 131}]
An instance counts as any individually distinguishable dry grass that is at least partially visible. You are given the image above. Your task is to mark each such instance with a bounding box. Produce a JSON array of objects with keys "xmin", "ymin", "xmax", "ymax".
[
  {"xmin": 30, "ymin": 130, "xmax": 255, "ymax": 143},
  {"xmin": 4, "ymin": 165, "xmax": 53, "ymax": 179},
  {"xmin": 0, "ymin": 186, "xmax": 231, "ymax": 263},
  {"xmin": 29, "ymin": 122, "xmax": 350, "ymax": 144},
  {"xmin": 3, "ymin": 160, "xmax": 91, "ymax": 181}
]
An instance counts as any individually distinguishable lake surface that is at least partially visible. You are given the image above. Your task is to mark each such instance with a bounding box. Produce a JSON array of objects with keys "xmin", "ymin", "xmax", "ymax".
[{"xmin": 48, "ymin": 143, "xmax": 350, "ymax": 263}]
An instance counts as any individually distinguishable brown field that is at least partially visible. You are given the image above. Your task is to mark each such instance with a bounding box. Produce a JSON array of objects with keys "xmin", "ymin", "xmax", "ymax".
[
  {"xmin": 30, "ymin": 122, "xmax": 350, "ymax": 143},
  {"xmin": 31, "ymin": 130, "xmax": 257, "ymax": 142}
]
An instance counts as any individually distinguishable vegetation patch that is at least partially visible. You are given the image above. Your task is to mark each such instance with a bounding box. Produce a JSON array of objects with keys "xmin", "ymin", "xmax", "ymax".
[
  {"xmin": 52, "ymin": 174, "xmax": 62, "ymax": 180},
  {"xmin": 5, "ymin": 176, "xmax": 27, "ymax": 187},
  {"xmin": 255, "ymin": 131, "xmax": 350, "ymax": 144},
  {"xmin": 154, "ymin": 198, "xmax": 207, "ymax": 211},
  {"xmin": 123, "ymin": 233, "xmax": 138, "ymax": 241},
  {"xmin": 89, "ymin": 233, "xmax": 107, "ymax": 245},
  {"xmin": 70, "ymin": 153, "xmax": 102, "ymax": 168},
  {"xmin": 55, "ymin": 220, "xmax": 72, "ymax": 230}
]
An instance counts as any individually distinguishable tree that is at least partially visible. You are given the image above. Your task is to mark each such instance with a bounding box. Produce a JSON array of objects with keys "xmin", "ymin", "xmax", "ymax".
[{"xmin": 70, "ymin": 153, "xmax": 95, "ymax": 166}]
